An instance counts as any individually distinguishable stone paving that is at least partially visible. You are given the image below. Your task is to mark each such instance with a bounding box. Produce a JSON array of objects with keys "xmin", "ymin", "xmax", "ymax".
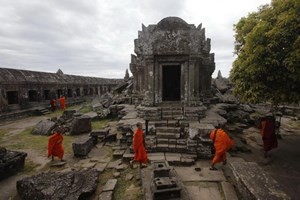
[{"xmin": 141, "ymin": 155, "xmax": 238, "ymax": 200}]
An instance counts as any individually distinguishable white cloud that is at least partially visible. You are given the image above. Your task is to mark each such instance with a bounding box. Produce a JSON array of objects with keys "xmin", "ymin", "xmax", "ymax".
[{"xmin": 0, "ymin": 0, "xmax": 271, "ymax": 78}]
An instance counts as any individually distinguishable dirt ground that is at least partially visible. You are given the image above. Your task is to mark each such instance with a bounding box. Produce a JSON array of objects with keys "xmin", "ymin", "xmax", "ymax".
[
  {"xmin": 0, "ymin": 114, "xmax": 299, "ymax": 199},
  {"xmin": 233, "ymin": 116, "xmax": 300, "ymax": 200}
]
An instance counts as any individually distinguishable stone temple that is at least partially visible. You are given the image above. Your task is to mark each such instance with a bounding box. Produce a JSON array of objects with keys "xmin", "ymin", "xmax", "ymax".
[{"xmin": 130, "ymin": 17, "xmax": 215, "ymax": 106}]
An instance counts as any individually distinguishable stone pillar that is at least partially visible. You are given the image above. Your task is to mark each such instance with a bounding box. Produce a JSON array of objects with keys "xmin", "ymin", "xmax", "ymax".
[
  {"xmin": 189, "ymin": 58, "xmax": 196, "ymax": 105},
  {"xmin": 183, "ymin": 61, "xmax": 189, "ymax": 105},
  {"xmin": 155, "ymin": 60, "xmax": 161, "ymax": 104},
  {"xmin": 143, "ymin": 57, "xmax": 154, "ymax": 106}
]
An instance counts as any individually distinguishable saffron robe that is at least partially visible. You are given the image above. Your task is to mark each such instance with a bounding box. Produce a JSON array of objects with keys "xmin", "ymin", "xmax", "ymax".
[
  {"xmin": 59, "ymin": 97, "xmax": 66, "ymax": 110},
  {"xmin": 48, "ymin": 133, "xmax": 64, "ymax": 160},
  {"xmin": 260, "ymin": 118, "xmax": 278, "ymax": 152},
  {"xmin": 133, "ymin": 128, "xmax": 147, "ymax": 164},
  {"xmin": 210, "ymin": 128, "xmax": 234, "ymax": 165},
  {"xmin": 50, "ymin": 99, "xmax": 56, "ymax": 112}
]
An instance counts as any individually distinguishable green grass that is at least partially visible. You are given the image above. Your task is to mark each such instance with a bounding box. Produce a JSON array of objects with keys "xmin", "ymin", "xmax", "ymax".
[
  {"xmin": 91, "ymin": 119, "xmax": 109, "ymax": 130},
  {"xmin": 0, "ymin": 128, "xmax": 9, "ymax": 138},
  {"xmin": 114, "ymin": 167, "xmax": 143, "ymax": 200},
  {"xmin": 0, "ymin": 127, "xmax": 74, "ymax": 154},
  {"xmin": 19, "ymin": 159, "xmax": 41, "ymax": 174},
  {"xmin": 79, "ymin": 105, "xmax": 93, "ymax": 113}
]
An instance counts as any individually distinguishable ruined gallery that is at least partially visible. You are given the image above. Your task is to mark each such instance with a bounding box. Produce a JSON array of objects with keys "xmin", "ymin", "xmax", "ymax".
[
  {"xmin": 0, "ymin": 16, "xmax": 296, "ymax": 200},
  {"xmin": 0, "ymin": 68, "xmax": 122, "ymax": 113}
]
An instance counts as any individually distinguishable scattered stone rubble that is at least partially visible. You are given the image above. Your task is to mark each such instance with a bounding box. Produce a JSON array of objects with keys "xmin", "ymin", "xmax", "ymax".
[
  {"xmin": 18, "ymin": 70, "xmax": 295, "ymax": 200},
  {"xmin": 0, "ymin": 147, "xmax": 27, "ymax": 180},
  {"xmin": 16, "ymin": 168, "xmax": 99, "ymax": 200}
]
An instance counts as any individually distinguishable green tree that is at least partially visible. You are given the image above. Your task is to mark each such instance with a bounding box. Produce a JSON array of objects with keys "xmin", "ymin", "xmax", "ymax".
[{"xmin": 230, "ymin": 0, "xmax": 300, "ymax": 105}]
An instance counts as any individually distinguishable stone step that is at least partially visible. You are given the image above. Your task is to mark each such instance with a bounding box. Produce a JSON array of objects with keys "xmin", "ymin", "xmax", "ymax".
[
  {"xmin": 157, "ymin": 138, "xmax": 177, "ymax": 144},
  {"xmin": 162, "ymin": 110, "xmax": 183, "ymax": 115},
  {"xmin": 229, "ymin": 161, "xmax": 290, "ymax": 200},
  {"xmin": 160, "ymin": 107, "xmax": 182, "ymax": 111},
  {"xmin": 156, "ymin": 132, "xmax": 180, "ymax": 139},
  {"xmin": 153, "ymin": 121, "xmax": 178, "ymax": 127},
  {"xmin": 161, "ymin": 115, "xmax": 183, "ymax": 120},
  {"xmin": 156, "ymin": 127, "xmax": 181, "ymax": 133}
]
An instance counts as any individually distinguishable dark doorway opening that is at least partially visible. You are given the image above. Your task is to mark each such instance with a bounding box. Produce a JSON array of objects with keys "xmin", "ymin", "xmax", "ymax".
[
  {"xmin": 57, "ymin": 89, "xmax": 63, "ymax": 98},
  {"xmin": 7, "ymin": 91, "xmax": 19, "ymax": 104},
  {"xmin": 162, "ymin": 65, "xmax": 181, "ymax": 101},
  {"xmin": 44, "ymin": 90, "xmax": 50, "ymax": 100},
  {"xmin": 67, "ymin": 89, "xmax": 72, "ymax": 98},
  {"xmin": 28, "ymin": 90, "xmax": 38, "ymax": 102},
  {"xmin": 76, "ymin": 88, "xmax": 80, "ymax": 97}
]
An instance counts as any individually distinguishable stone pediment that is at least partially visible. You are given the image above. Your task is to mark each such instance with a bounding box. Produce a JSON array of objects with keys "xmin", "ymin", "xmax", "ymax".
[
  {"xmin": 134, "ymin": 17, "xmax": 210, "ymax": 55},
  {"xmin": 156, "ymin": 17, "xmax": 192, "ymax": 31}
]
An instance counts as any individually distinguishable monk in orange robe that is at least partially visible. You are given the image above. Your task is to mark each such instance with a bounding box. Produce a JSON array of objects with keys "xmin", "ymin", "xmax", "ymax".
[
  {"xmin": 130, "ymin": 122, "xmax": 147, "ymax": 168},
  {"xmin": 59, "ymin": 95, "xmax": 66, "ymax": 110},
  {"xmin": 50, "ymin": 99, "xmax": 56, "ymax": 112},
  {"xmin": 48, "ymin": 127, "xmax": 65, "ymax": 161},
  {"xmin": 210, "ymin": 125, "xmax": 234, "ymax": 170},
  {"xmin": 259, "ymin": 114, "xmax": 278, "ymax": 158}
]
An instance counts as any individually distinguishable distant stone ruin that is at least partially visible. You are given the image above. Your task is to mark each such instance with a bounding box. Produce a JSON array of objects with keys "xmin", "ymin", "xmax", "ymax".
[{"xmin": 0, "ymin": 68, "xmax": 123, "ymax": 114}]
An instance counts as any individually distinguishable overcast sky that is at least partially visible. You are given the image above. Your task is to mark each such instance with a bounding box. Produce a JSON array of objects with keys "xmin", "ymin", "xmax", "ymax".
[{"xmin": 0, "ymin": 0, "xmax": 271, "ymax": 78}]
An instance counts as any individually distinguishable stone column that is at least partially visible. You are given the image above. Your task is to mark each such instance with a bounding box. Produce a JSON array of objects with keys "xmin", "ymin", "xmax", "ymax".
[
  {"xmin": 144, "ymin": 56, "xmax": 154, "ymax": 106},
  {"xmin": 189, "ymin": 58, "xmax": 196, "ymax": 105},
  {"xmin": 183, "ymin": 61, "xmax": 189, "ymax": 105}
]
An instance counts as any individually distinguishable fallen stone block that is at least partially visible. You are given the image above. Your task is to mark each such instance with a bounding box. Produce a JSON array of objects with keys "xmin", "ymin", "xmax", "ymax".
[
  {"xmin": 230, "ymin": 161, "xmax": 290, "ymax": 200},
  {"xmin": 0, "ymin": 148, "xmax": 27, "ymax": 180},
  {"xmin": 70, "ymin": 115, "xmax": 92, "ymax": 135},
  {"xmin": 72, "ymin": 136, "xmax": 97, "ymax": 157},
  {"xmin": 104, "ymin": 132, "xmax": 117, "ymax": 142},
  {"xmin": 102, "ymin": 179, "xmax": 118, "ymax": 192},
  {"xmin": 31, "ymin": 120, "xmax": 56, "ymax": 135},
  {"xmin": 98, "ymin": 191, "xmax": 113, "ymax": 200},
  {"xmin": 17, "ymin": 168, "xmax": 99, "ymax": 200}
]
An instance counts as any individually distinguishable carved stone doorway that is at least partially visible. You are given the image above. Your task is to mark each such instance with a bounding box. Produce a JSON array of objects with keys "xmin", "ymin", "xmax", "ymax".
[{"xmin": 162, "ymin": 65, "xmax": 181, "ymax": 101}]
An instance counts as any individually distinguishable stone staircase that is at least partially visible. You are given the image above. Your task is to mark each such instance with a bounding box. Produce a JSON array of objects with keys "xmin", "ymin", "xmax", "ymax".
[
  {"xmin": 35, "ymin": 107, "xmax": 51, "ymax": 115},
  {"xmin": 161, "ymin": 106, "xmax": 183, "ymax": 120}
]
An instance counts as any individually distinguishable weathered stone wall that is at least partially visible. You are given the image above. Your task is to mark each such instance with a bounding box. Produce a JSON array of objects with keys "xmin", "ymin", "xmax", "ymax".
[{"xmin": 0, "ymin": 68, "xmax": 124, "ymax": 113}]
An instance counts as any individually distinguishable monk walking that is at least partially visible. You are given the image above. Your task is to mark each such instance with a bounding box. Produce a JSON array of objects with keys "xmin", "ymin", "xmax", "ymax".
[
  {"xmin": 48, "ymin": 127, "xmax": 65, "ymax": 162},
  {"xmin": 50, "ymin": 98, "xmax": 56, "ymax": 112},
  {"xmin": 210, "ymin": 124, "xmax": 234, "ymax": 170},
  {"xmin": 59, "ymin": 95, "xmax": 66, "ymax": 110},
  {"xmin": 130, "ymin": 122, "xmax": 147, "ymax": 168},
  {"xmin": 259, "ymin": 114, "xmax": 278, "ymax": 158}
]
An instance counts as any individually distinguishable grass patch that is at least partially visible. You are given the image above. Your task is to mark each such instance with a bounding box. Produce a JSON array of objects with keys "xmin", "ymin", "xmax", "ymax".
[
  {"xmin": 6, "ymin": 128, "xmax": 47, "ymax": 152},
  {"xmin": 0, "ymin": 127, "xmax": 74, "ymax": 155},
  {"xmin": 92, "ymin": 119, "xmax": 109, "ymax": 130},
  {"xmin": 95, "ymin": 167, "xmax": 142, "ymax": 200},
  {"xmin": 0, "ymin": 128, "xmax": 9, "ymax": 139},
  {"xmin": 79, "ymin": 105, "xmax": 93, "ymax": 113},
  {"xmin": 19, "ymin": 159, "xmax": 41, "ymax": 175},
  {"xmin": 114, "ymin": 167, "xmax": 142, "ymax": 200}
]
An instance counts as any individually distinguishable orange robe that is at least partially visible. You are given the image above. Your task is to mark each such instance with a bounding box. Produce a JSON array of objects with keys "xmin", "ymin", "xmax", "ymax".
[
  {"xmin": 48, "ymin": 133, "xmax": 64, "ymax": 160},
  {"xmin": 133, "ymin": 128, "xmax": 147, "ymax": 164},
  {"xmin": 260, "ymin": 119, "xmax": 277, "ymax": 152},
  {"xmin": 210, "ymin": 128, "xmax": 234, "ymax": 165},
  {"xmin": 59, "ymin": 97, "xmax": 66, "ymax": 110},
  {"xmin": 50, "ymin": 99, "xmax": 56, "ymax": 112}
]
